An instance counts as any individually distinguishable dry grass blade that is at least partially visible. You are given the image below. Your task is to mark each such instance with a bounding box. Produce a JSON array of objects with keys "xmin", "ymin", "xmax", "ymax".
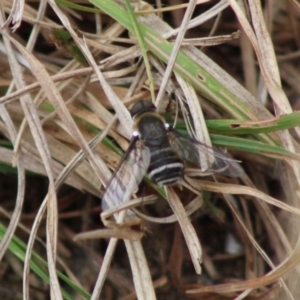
[
  {"xmin": 188, "ymin": 179, "xmax": 300, "ymax": 215},
  {"xmin": 124, "ymin": 240, "xmax": 157, "ymax": 300},
  {"xmin": 0, "ymin": 67, "xmax": 93, "ymax": 104},
  {"xmin": 166, "ymin": 187, "xmax": 202, "ymax": 274},
  {"xmin": 89, "ymin": 237, "xmax": 119, "ymax": 299},
  {"xmin": 50, "ymin": 118, "xmax": 117, "ymax": 192},
  {"xmin": 0, "ymin": 113, "xmax": 25, "ymax": 261},
  {"xmin": 23, "ymin": 198, "xmax": 48, "ymax": 300},
  {"xmin": 122, "ymin": 276, "xmax": 168, "ymax": 300},
  {"xmin": 176, "ymin": 75, "xmax": 214, "ymax": 169},
  {"xmin": 1, "ymin": 0, "xmax": 24, "ymax": 30},
  {"xmin": 162, "ymin": 0, "xmax": 229, "ymax": 39},
  {"xmin": 49, "ymin": 0, "xmax": 133, "ymax": 139},
  {"xmin": 133, "ymin": 194, "xmax": 203, "ymax": 224},
  {"xmin": 0, "ymin": 31, "xmax": 26, "ymax": 260},
  {"xmin": 89, "ymin": 210, "xmax": 155, "ymax": 299},
  {"xmin": 2, "ymin": 28, "xmax": 61, "ymax": 300},
  {"xmin": 7, "ymin": 28, "xmax": 113, "ymax": 195},
  {"xmin": 155, "ymin": 0, "xmax": 197, "ymax": 111},
  {"xmin": 0, "ymin": 146, "xmax": 96, "ymax": 194},
  {"xmin": 74, "ymin": 224, "xmax": 144, "ymax": 242},
  {"xmin": 178, "ymin": 31, "xmax": 240, "ymax": 46},
  {"xmin": 187, "ymin": 236, "xmax": 300, "ymax": 295},
  {"xmin": 229, "ymin": 1, "xmax": 300, "ymax": 183},
  {"xmin": 22, "ymin": 119, "xmax": 117, "ymax": 299},
  {"xmin": 223, "ymin": 194, "xmax": 292, "ymax": 298}
]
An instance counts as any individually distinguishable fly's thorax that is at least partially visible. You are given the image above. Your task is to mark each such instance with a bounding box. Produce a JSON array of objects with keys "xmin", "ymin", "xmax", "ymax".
[{"xmin": 133, "ymin": 112, "xmax": 168, "ymax": 147}]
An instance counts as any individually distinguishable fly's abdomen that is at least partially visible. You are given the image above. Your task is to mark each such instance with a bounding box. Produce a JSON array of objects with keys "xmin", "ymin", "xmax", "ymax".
[{"xmin": 148, "ymin": 147, "xmax": 184, "ymax": 186}]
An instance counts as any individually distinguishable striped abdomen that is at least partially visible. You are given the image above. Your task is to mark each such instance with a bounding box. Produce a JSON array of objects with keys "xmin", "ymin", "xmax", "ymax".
[{"xmin": 148, "ymin": 147, "xmax": 184, "ymax": 186}]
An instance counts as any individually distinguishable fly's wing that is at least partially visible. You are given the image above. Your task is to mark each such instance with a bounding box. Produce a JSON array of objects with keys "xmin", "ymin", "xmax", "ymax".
[
  {"xmin": 167, "ymin": 127, "xmax": 243, "ymax": 177},
  {"xmin": 102, "ymin": 136, "xmax": 151, "ymax": 212}
]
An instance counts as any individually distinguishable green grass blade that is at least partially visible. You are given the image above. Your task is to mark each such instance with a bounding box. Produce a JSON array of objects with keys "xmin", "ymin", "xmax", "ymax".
[
  {"xmin": 57, "ymin": 0, "xmax": 101, "ymax": 13},
  {"xmin": 0, "ymin": 223, "xmax": 91, "ymax": 299},
  {"xmin": 124, "ymin": 0, "xmax": 155, "ymax": 102},
  {"xmin": 206, "ymin": 111, "xmax": 300, "ymax": 135},
  {"xmin": 210, "ymin": 134, "xmax": 300, "ymax": 161},
  {"xmin": 89, "ymin": 0, "xmax": 256, "ymax": 120},
  {"xmin": 89, "ymin": 0, "xmax": 279, "ymax": 149}
]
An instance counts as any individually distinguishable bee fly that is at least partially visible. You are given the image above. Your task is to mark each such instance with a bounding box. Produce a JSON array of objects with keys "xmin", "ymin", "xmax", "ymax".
[{"xmin": 102, "ymin": 100, "xmax": 243, "ymax": 212}]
